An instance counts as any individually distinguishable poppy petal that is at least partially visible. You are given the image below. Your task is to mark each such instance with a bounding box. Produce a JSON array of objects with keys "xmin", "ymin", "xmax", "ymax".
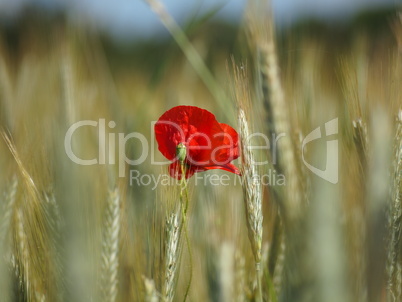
[
  {"xmin": 155, "ymin": 106, "xmax": 222, "ymax": 162},
  {"xmin": 155, "ymin": 106, "xmax": 241, "ymax": 179},
  {"xmin": 203, "ymin": 163, "xmax": 241, "ymax": 175},
  {"xmin": 169, "ymin": 161, "xmax": 203, "ymax": 179},
  {"xmin": 210, "ymin": 123, "xmax": 239, "ymax": 164}
]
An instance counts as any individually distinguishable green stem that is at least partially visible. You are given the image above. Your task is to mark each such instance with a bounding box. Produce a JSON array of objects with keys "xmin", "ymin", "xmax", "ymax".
[
  {"xmin": 145, "ymin": 0, "xmax": 233, "ymax": 120},
  {"xmin": 180, "ymin": 164, "xmax": 192, "ymax": 302},
  {"xmin": 264, "ymin": 264, "xmax": 278, "ymax": 302},
  {"xmin": 256, "ymin": 262, "xmax": 263, "ymax": 302},
  {"xmin": 180, "ymin": 165, "xmax": 189, "ymax": 214}
]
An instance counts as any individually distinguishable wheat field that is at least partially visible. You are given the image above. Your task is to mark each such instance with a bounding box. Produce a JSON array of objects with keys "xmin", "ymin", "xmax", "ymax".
[{"xmin": 0, "ymin": 1, "xmax": 401, "ymax": 302}]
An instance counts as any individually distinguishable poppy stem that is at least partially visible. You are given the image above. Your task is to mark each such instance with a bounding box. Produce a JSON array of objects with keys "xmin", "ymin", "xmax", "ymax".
[
  {"xmin": 179, "ymin": 163, "xmax": 192, "ymax": 302},
  {"xmin": 180, "ymin": 166, "xmax": 189, "ymax": 215}
]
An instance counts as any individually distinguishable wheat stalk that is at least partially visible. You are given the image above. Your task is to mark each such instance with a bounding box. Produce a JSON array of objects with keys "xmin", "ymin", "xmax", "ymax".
[
  {"xmin": 366, "ymin": 108, "xmax": 392, "ymax": 301},
  {"xmin": 144, "ymin": 0, "xmax": 232, "ymax": 119},
  {"xmin": 351, "ymin": 118, "xmax": 369, "ymax": 302},
  {"xmin": 143, "ymin": 277, "xmax": 160, "ymax": 302},
  {"xmin": 219, "ymin": 242, "xmax": 235, "ymax": 302},
  {"xmin": 61, "ymin": 33, "xmax": 76, "ymax": 125},
  {"xmin": 352, "ymin": 118, "xmax": 369, "ymax": 171},
  {"xmin": 0, "ymin": 175, "xmax": 18, "ymax": 245},
  {"xmin": 339, "ymin": 51, "xmax": 370, "ymax": 302},
  {"xmin": 387, "ymin": 110, "xmax": 402, "ymax": 302},
  {"xmin": 235, "ymin": 253, "xmax": 246, "ymax": 302},
  {"xmin": 0, "ymin": 52, "xmax": 14, "ymax": 130},
  {"xmin": 272, "ymin": 228, "xmax": 285, "ymax": 297},
  {"xmin": 101, "ymin": 187, "xmax": 121, "ymax": 302}
]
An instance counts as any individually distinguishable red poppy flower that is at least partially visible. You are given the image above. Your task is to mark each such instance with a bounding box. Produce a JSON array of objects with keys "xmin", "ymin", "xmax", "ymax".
[{"xmin": 154, "ymin": 106, "xmax": 240, "ymax": 179}]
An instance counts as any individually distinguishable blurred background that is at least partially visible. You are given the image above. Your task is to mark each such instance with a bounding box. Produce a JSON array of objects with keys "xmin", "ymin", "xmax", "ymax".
[
  {"xmin": 0, "ymin": 0, "xmax": 398, "ymax": 39},
  {"xmin": 0, "ymin": 0, "xmax": 401, "ymax": 302}
]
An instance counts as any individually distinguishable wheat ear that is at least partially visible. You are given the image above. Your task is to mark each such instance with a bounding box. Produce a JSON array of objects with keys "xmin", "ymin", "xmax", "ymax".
[
  {"xmin": 238, "ymin": 109, "xmax": 263, "ymax": 263},
  {"xmin": 238, "ymin": 108, "xmax": 263, "ymax": 301},
  {"xmin": 260, "ymin": 43, "xmax": 301, "ymax": 220},
  {"xmin": 231, "ymin": 60, "xmax": 263, "ymax": 300},
  {"xmin": 101, "ymin": 187, "xmax": 121, "ymax": 302},
  {"xmin": 2, "ymin": 130, "xmax": 53, "ymax": 301},
  {"xmin": 163, "ymin": 209, "xmax": 182, "ymax": 302},
  {"xmin": 247, "ymin": 0, "xmax": 302, "ymax": 219}
]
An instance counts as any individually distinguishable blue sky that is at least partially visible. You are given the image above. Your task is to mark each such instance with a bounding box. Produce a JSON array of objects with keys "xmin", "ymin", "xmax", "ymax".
[{"xmin": 0, "ymin": 0, "xmax": 398, "ymax": 39}]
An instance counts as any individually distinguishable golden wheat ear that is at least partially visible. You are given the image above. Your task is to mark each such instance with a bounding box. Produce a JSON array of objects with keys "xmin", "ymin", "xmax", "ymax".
[{"xmin": 1, "ymin": 129, "xmax": 58, "ymax": 301}]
